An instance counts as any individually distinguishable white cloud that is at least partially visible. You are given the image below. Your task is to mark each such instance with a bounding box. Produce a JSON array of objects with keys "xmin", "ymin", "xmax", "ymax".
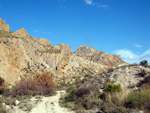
[
  {"xmin": 113, "ymin": 49, "xmax": 150, "ymax": 64},
  {"xmin": 134, "ymin": 44, "xmax": 142, "ymax": 48},
  {"xmin": 41, "ymin": 32, "xmax": 50, "ymax": 34},
  {"xmin": 33, "ymin": 30, "xmax": 38, "ymax": 33},
  {"xmin": 84, "ymin": 0, "xmax": 109, "ymax": 8},
  {"xmin": 33, "ymin": 30, "xmax": 50, "ymax": 34},
  {"xmin": 85, "ymin": 0, "xmax": 93, "ymax": 5},
  {"xmin": 140, "ymin": 49, "xmax": 150, "ymax": 57},
  {"xmin": 98, "ymin": 4, "xmax": 109, "ymax": 8}
]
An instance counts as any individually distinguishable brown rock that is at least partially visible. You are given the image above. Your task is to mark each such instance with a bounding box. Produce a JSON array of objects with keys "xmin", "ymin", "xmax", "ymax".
[
  {"xmin": 54, "ymin": 43, "xmax": 73, "ymax": 54},
  {"xmin": 38, "ymin": 38, "xmax": 53, "ymax": 46},
  {"xmin": 12, "ymin": 28, "xmax": 30, "ymax": 38},
  {"xmin": 0, "ymin": 20, "xmax": 126, "ymax": 84},
  {"xmin": 0, "ymin": 41, "xmax": 27, "ymax": 84},
  {"xmin": 0, "ymin": 18, "xmax": 10, "ymax": 32},
  {"xmin": 57, "ymin": 54, "xmax": 70, "ymax": 72}
]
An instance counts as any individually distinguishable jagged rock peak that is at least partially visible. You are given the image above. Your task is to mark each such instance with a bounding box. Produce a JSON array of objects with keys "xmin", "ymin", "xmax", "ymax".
[
  {"xmin": 0, "ymin": 18, "xmax": 10, "ymax": 32},
  {"xmin": 11, "ymin": 28, "xmax": 30, "ymax": 38},
  {"xmin": 38, "ymin": 38, "xmax": 53, "ymax": 46},
  {"xmin": 54, "ymin": 43, "xmax": 73, "ymax": 54},
  {"xmin": 76, "ymin": 45, "xmax": 99, "ymax": 54}
]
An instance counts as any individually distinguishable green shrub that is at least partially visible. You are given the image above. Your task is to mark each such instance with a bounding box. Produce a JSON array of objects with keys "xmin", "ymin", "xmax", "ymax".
[
  {"xmin": 140, "ymin": 60, "xmax": 148, "ymax": 67},
  {"xmin": 126, "ymin": 88, "xmax": 150, "ymax": 110},
  {"xmin": 65, "ymin": 85, "xmax": 77, "ymax": 102},
  {"xmin": 104, "ymin": 83, "xmax": 122, "ymax": 93},
  {"xmin": 0, "ymin": 31, "xmax": 16, "ymax": 38},
  {"xmin": 62, "ymin": 85, "xmax": 102, "ymax": 110}
]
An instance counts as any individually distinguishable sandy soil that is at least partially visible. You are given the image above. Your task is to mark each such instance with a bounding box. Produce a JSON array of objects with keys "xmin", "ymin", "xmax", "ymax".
[{"xmin": 31, "ymin": 91, "xmax": 75, "ymax": 113}]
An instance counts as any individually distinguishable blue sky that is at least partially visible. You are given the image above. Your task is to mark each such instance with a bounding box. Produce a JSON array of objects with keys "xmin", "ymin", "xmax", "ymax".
[{"xmin": 0, "ymin": 0, "xmax": 150, "ymax": 64}]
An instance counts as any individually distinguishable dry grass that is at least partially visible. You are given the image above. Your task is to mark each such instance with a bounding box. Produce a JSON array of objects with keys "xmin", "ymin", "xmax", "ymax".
[
  {"xmin": 104, "ymin": 88, "xmax": 130, "ymax": 106},
  {"xmin": 126, "ymin": 86, "xmax": 150, "ymax": 110},
  {"xmin": 7, "ymin": 72, "xmax": 56, "ymax": 97}
]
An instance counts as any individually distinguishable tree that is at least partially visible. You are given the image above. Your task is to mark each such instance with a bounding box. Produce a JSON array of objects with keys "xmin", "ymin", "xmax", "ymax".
[{"xmin": 140, "ymin": 60, "xmax": 148, "ymax": 67}]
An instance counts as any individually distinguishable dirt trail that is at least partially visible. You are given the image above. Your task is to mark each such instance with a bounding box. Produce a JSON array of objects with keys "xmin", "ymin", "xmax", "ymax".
[{"xmin": 31, "ymin": 91, "xmax": 74, "ymax": 113}]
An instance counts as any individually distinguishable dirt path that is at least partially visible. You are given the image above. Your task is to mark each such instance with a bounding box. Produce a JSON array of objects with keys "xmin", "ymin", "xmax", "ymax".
[{"xmin": 31, "ymin": 91, "xmax": 75, "ymax": 113}]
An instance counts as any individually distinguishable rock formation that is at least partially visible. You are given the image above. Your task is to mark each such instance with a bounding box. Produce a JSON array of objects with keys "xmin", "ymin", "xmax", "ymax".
[
  {"xmin": 0, "ymin": 18, "xmax": 126, "ymax": 84},
  {"xmin": 0, "ymin": 18, "xmax": 10, "ymax": 32},
  {"xmin": 38, "ymin": 38, "xmax": 53, "ymax": 46},
  {"xmin": 11, "ymin": 28, "xmax": 30, "ymax": 38},
  {"xmin": 68, "ymin": 64, "xmax": 150, "ymax": 94}
]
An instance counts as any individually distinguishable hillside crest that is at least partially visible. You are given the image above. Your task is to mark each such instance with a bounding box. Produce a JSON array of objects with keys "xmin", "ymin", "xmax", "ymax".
[{"xmin": 0, "ymin": 18, "xmax": 126, "ymax": 84}]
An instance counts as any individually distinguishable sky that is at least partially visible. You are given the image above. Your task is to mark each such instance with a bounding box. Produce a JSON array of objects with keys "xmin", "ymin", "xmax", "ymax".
[{"xmin": 0, "ymin": 0, "xmax": 150, "ymax": 64}]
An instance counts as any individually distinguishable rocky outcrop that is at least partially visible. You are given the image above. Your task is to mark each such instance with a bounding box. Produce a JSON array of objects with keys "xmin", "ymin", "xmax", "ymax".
[
  {"xmin": 70, "ymin": 64, "xmax": 150, "ymax": 94},
  {"xmin": 108, "ymin": 65, "xmax": 150, "ymax": 88},
  {"xmin": 57, "ymin": 54, "xmax": 70, "ymax": 72},
  {"xmin": 11, "ymin": 28, "xmax": 30, "ymax": 38},
  {"xmin": 54, "ymin": 43, "xmax": 73, "ymax": 54},
  {"xmin": 38, "ymin": 38, "xmax": 53, "ymax": 46},
  {"xmin": 0, "ymin": 39, "xmax": 27, "ymax": 84},
  {"xmin": 75, "ymin": 45, "xmax": 125, "ymax": 67},
  {"xmin": 0, "ymin": 18, "xmax": 126, "ymax": 84},
  {"xmin": 0, "ymin": 18, "xmax": 10, "ymax": 32}
]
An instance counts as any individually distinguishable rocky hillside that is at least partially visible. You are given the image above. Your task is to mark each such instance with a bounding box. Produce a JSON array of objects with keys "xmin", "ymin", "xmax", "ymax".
[
  {"xmin": 74, "ymin": 64, "xmax": 150, "ymax": 91},
  {"xmin": 0, "ymin": 18, "xmax": 126, "ymax": 84}
]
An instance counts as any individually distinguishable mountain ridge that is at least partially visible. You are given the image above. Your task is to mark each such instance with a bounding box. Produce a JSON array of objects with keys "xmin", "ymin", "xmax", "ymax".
[{"xmin": 0, "ymin": 18, "xmax": 126, "ymax": 84}]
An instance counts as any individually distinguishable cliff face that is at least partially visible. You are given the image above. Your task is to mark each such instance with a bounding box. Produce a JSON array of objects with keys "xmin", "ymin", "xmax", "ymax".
[
  {"xmin": 0, "ymin": 18, "xmax": 126, "ymax": 84},
  {"xmin": 73, "ymin": 64, "xmax": 150, "ymax": 91},
  {"xmin": 0, "ymin": 18, "xmax": 9, "ymax": 32},
  {"xmin": 11, "ymin": 28, "xmax": 30, "ymax": 38}
]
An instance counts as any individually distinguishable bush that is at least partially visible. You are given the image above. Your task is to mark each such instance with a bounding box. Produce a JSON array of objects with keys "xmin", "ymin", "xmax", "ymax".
[
  {"xmin": 126, "ymin": 88, "xmax": 150, "ymax": 110},
  {"xmin": 9, "ymin": 72, "xmax": 56, "ymax": 97},
  {"xmin": 140, "ymin": 60, "xmax": 148, "ymax": 67},
  {"xmin": 0, "ymin": 77, "xmax": 4, "ymax": 86},
  {"xmin": 0, "ymin": 31, "xmax": 17, "ymax": 38},
  {"xmin": 62, "ymin": 85, "xmax": 102, "ymax": 110},
  {"xmin": 104, "ymin": 83, "xmax": 122, "ymax": 93},
  {"xmin": 0, "ymin": 77, "xmax": 6, "ymax": 94},
  {"xmin": 65, "ymin": 85, "xmax": 77, "ymax": 102}
]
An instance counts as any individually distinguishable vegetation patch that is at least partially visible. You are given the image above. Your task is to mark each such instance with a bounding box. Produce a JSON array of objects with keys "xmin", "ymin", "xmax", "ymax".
[
  {"xmin": 140, "ymin": 60, "xmax": 148, "ymax": 67},
  {"xmin": 38, "ymin": 48, "xmax": 61, "ymax": 54},
  {"xmin": 6, "ymin": 72, "xmax": 56, "ymax": 97},
  {"xmin": 0, "ymin": 30, "xmax": 17, "ymax": 38},
  {"xmin": 126, "ymin": 87, "xmax": 150, "ymax": 111},
  {"xmin": 104, "ymin": 83, "xmax": 122, "ymax": 93},
  {"xmin": 60, "ymin": 84, "xmax": 101, "ymax": 111}
]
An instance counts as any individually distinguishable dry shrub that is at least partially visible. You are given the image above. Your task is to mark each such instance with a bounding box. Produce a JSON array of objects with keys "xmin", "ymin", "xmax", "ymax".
[
  {"xmin": 104, "ymin": 89, "xmax": 130, "ymax": 106},
  {"xmin": 99, "ymin": 88, "xmax": 130, "ymax": 113},
  {"xmin": 63, "ymin": 85, "xmax": 101, "ymax": 110},
  {"xmin": 126, "ymin": 87, "xmax": 150, "ymax": 111},
  {"xmin": 10, "ymin": 72, "xmax": 56, "ymax": 97},
  {"xmin": 138, "ymin": 75, "xmax": 150, "ymax": 87},
  {"xmin": 0, "ymin": 77, "xmax": 9, "ymax": 94}
]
